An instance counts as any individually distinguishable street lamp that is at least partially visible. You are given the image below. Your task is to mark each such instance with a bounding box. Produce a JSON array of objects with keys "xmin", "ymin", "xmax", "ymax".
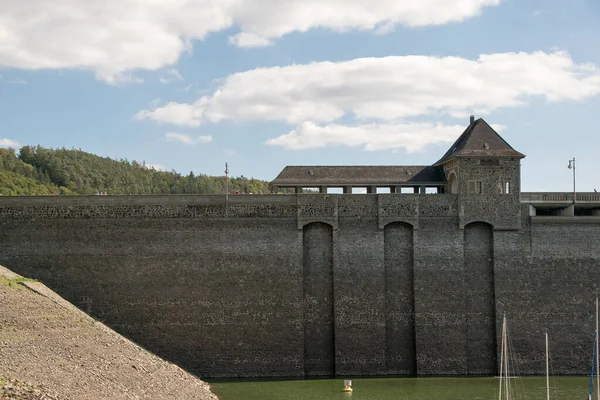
[
  {"xmin": 225, "ymin": 162, "xmax": 229, "ymax": 214},
  {"xmin": 567, "ymin": 157, "xmax": 575, "ymax": 203}
]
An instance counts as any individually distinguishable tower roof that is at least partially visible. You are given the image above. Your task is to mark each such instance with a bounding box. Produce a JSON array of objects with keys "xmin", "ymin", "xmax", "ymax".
[{"xmin": 434, "ymin": 118, "xmax": 525, "ymax": 165}]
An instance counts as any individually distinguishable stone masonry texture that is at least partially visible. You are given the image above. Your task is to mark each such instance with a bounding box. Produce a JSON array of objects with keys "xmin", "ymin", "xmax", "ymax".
[{"xmin": 0, "ymin": 191, "xmax": 598, "ymax": 379}]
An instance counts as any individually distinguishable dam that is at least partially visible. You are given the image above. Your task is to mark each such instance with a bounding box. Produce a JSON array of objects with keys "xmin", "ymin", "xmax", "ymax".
[{"xmin": 1, "ymin": 117, "xmax": 599, "ymax": 378}]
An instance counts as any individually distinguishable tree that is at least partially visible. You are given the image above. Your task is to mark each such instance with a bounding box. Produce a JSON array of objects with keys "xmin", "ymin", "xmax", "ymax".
[{"xmin": 3, "ymin": 145, "xmax": 271, "ymax": 196}]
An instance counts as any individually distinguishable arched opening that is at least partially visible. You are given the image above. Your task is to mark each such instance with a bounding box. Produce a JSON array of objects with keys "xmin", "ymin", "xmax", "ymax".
[
  {"xmin": 302, "ymin": 222, "xmax": 335, "ymax": 377},
  {"xmin": 448, "ymin": 172, "xmax": 459, "ymax": 194},
  {"xmin": 464, "ymin": 222, "xmax": 496, "ymax": 375},
  {"xmin": 384, "ymin": 222, "xmax": 416, "ymax": 376}
]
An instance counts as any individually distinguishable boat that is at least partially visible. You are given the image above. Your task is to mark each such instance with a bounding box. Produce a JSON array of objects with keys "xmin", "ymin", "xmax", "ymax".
[
  {"xmin": 342, "ymin": 380, "xmax": 353, "ymax": 393},
  {"xmin": 498, "ymin": 314, "xmax": 531, "ymax": 400},
  {"xmin": 498, "ymin": 315, "xmax": 551, "ymax": 400},
  {"xmin": 498, "ymin": 314, "xmax": 515, "ymax": 400}
]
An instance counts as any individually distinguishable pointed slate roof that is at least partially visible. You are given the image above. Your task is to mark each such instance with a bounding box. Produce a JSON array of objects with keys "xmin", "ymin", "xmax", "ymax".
[
  {"xmin": 271, "ymin": 165, "xmax": 446, "ymax": 186},
  {"xmin": 434, "ymin": 118, "xmax": 525, "ymax": 165}
]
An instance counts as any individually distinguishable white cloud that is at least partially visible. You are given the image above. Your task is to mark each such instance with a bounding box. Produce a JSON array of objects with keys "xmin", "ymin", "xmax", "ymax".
[
  {"xmin": 0, "ymin": 0, "xmax": 500, "ymax": 82},
  {"xmin": 148, "ymin": 98, "xmax": 161, "ymax": 110},
  {"xmin": 374, "ymin": 22, "xmax": 396, "ymax": 35},
  {"xmin": 0, "ymin": 75, "xmax": 27, "ymax": 84},
  {"xmin": 0, "ymin": 1, "xmax": 231, "ymax": 83},
  {"xmin": 225, "ymin": 0, "xmax": 501, "ymax": 47},
  {"xmin": 266, "ymin": 121, "xmax": 463, "ymax": 151},
  {"xmin": 8, "ymin": 78, "xmax": 27, "ymax": 85},
  {"xmin": 136, "ymin": 51, "xmax": 600, "ymax": 128},
  {"xmin": 165, "ymin": 132, "xmax": 213, "ymax": 144},
  {"xmin": 143, "ymin": 163, "xmax": 168, "ymax": 171},
  {"xmin": 0, "ymin": 138, "xmax": 20, "ymax": 148},
  {"xmin": 159, "ymin": 68, "xmax": 184, "ymax": 84},
  {"xmin": 228, "ymin": 32, "xmax": 272, "ymax": 48},
  {"xmin": 267, "ymin": 121, "xmax": 509, "ymax": 151},
  {"xmin": 109, "ymin": 74, "xmax": 143, "ymax": 85},
  {"xmin": 135, "ymin": 102, "xmax": 204, "ymax": 126}
]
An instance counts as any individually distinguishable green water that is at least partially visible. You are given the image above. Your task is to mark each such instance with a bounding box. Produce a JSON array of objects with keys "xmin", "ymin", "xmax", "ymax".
[{"xmin": 210, "ymin": 376, "xmax": 591, "ymax": 400}]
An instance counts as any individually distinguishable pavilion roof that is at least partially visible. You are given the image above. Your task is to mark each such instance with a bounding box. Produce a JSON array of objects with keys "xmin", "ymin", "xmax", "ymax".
[{"xmin": 271, "ymin": 165, "xmax": 446, "ymax": 186}]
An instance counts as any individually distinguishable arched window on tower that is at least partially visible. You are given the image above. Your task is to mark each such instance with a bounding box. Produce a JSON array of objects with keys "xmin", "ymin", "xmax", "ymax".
[{"xmin": 448, "ymin": 172, "xmax": 458, "ymax": 194}]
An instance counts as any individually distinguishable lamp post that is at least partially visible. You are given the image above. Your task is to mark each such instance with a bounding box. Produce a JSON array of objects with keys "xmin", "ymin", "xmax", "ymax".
[
  {"xmin": 567, "ymin": 157, "xmax": 576, "ymax": 203},
  {"xmin": 225, "ymin": 162, "xmax": 229, "ymax": 215}
]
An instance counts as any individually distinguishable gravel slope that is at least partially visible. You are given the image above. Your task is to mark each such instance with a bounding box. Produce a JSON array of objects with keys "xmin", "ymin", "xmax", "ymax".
[{"xmin": 0, "ymin": 265, "xmax": 219, "ymax": 400}]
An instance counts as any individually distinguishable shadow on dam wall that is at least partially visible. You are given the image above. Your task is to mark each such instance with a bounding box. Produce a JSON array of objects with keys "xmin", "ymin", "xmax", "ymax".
[{"xmin": 303, "ymin": 222, "xmax": 334, "ymax": 377}]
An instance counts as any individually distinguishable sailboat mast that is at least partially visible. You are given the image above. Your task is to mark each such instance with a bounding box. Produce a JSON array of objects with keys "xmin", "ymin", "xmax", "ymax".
[
  {"xmin": 595, "ymin": 293, "xmax": 600, "ymax": 400},
  {"xmin": 546, "ymin": 332, "xmax": 550, "ymax": 400},
  {"xmin": 590, "ymin": 331, "xmax": 597, "ymax": 400},
  {"xmin": 504, "ymin": 318, "xmax": 510, "ymax": 400},
  {"xmin": 499, "ymin": 314, "xmax": 505, "ymax": 400}
]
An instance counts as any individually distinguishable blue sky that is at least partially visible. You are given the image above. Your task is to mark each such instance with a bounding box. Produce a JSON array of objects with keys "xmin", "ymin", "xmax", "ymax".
[{"xmin": 1, "ymin": 0, "xmax": 599, "ymax": 192}]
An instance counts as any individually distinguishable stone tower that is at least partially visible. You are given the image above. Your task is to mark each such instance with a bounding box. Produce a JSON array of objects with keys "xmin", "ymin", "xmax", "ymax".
[{"xmin": 434, "ymin": 116, "xmax": 525, "ymax": 230}]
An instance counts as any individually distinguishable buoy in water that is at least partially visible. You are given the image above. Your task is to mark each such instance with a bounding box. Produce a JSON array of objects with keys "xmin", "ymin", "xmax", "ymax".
[{"xmin": 342, "ymin": 380, "xmax": 353, "ymax": 392}]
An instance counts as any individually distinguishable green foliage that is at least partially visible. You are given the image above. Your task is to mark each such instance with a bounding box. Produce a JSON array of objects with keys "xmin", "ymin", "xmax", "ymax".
[
  {"xmin": 0, "ymin": 275, "xmax": 38, "ymax": 287},
  {"xmin": 11, "ymin": 276, "xmax": 40, "ymax": 284},
  {"xmin": 0, "ymin": 171, "xmax": 61, "ymax": 195},
  {"xmin": 0, "ymin": 145, "xmax": 272, "ymax": 196}
]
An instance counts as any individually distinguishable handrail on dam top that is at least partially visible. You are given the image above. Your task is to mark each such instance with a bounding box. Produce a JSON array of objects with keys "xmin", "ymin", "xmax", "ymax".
[
  {"xmin": 0, "ymin": 193, "xmax": 460, "ymax": 207},
  {"xmin": 3, "ymin": 192, "xmax": 599, "ymax": 206},
  {"xmin": 521, "ymin": 192, "xmax": 600, "ymax": 203}
]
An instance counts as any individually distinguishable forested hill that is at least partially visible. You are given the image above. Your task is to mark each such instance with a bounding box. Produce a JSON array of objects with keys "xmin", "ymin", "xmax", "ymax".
[{"xmin": 0, "ymin": 146, "xmax": 270, "ymax": 196}]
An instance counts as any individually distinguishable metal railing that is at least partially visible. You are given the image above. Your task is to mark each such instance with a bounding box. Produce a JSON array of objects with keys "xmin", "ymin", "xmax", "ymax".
[{"xmin": 521, "ymin": 192, "xmax": 600, "ymax": 203}]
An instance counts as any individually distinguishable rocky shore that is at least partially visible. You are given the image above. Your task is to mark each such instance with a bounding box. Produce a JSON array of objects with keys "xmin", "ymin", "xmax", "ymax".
[{"xmin": 0, "ymin": 265, "xmax": 219, "ymax": 400}]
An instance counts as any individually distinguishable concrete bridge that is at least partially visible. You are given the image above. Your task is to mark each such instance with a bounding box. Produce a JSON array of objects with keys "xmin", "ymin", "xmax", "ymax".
[{"xmin": 522, "ymin": 192, "xmax": 600, "ymax": 218}]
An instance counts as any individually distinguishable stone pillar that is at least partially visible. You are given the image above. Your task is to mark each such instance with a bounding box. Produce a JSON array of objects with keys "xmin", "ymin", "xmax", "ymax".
[
  {"xmin": 295, "ymin": 186, "xmax": 302, "ymax": 194},
  {"xmin": 319, "ymin": 186, "xmax": 327, "ymax": 194},
  {"xmin": 343, "ymin": 186, "xmax": 352, "ymax": 194},
  {"xmin": 335, "ymin": 217, "xmax": 386, "ymax": 375},
  {"xmin": 303, "ymin": 222, "xmax": 335, "ymax": 376},
  {"xmin": 556, "ymin": 205, "xmax": 574, "ymax": 217},
  {"xmin": 413, "ymin": 223, "xmax": 468, "ymax": 375},
  {"xmin": 419, "ymin": 186, "xmax": 426, "ymax": 194},
  {"xmin": 384, "ymin": 222, "xmax": 416, "ymax": 375},
  {"xmin": 367, "ymin": 186, "xmax": 377, "ymax": 194},
  {"xmin": 529, "ymin": 205, "xmax": 537, "ymax": 216}
]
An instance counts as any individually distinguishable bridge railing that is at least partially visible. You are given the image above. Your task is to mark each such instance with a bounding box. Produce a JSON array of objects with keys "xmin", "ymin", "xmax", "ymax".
[{"xmin": 521, "ymin": 192, "xmax": 600, "ymax": 203}]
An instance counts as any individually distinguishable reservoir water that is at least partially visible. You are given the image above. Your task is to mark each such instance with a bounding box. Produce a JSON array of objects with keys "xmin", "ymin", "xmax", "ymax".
[{"xmin": 210, "ymin": 376, "xmax": 590, "ymax": 400}]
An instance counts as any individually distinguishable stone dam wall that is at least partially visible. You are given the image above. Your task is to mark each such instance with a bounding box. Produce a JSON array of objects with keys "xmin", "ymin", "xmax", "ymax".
[{"xmin": 0, "ymin": 194, "xmax": 598, "ymax": 378}]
